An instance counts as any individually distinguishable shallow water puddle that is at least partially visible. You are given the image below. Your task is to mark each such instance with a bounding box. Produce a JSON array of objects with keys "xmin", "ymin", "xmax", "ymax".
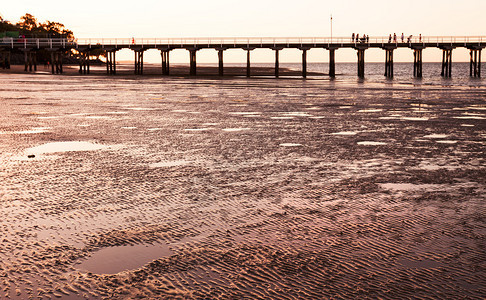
[
  {"xmin": 436, "ymin": 140, "xmax": 458, "ymax": 144},
  {"xmin": 380, "ymin": 183, "xmax": 447, "ymax": 191},
  {"xmin": 423, "ymin": 134, "xmax": 448, "ymax": 139},
  {"xmin": 402, "ymin": 117, "xmax": 430, "ymax": 121},
  {"xmin": 280, "ymin": 112, "xmax": 312, "ymax": 117},
  {"xmin": 150, "ymin": 160, "xmax": 193, "ymax": 168},
  {"xmin": 222, "ymin": 128, "xmax": 250, "ymax": 132},
  {"xmin": 184, "ymin": 128, "xmax": 211, "ymax": 132},
  {"xmin": 14, "ymin": 127, "xmax": 50, "ymax": 134},
  {"xmin": 271, "ymin": 116, "xmax": 294, "ymax": 119},
  {"xmin": 332, "ymin": 131, "xmax": 357, "ymax": 136},
  {"xmin": 358, "ymin": 109, "xmax": 383, "ymax": 113},
  {"xmin": 454, "ymin": 116, "xmax": 486, "ymax": 120},
  {"xmin": 357, "ymin": 141, "xmax": 387, "ymax": 146},
  {"xmin": 229, "ymin": 112, "xmax": 260, "ymax": 115},
  {"xmin": 76, "ymin": 243, "xmax": 173, "ymax": 274},
  {"xmin": 280, "ymin": 143, "xmax": 302, "ymax": 147},
  {"xmin": 124, "ymin": 107, "xmax": 156, "ymax": 111},
  {"xmin": 466, "ymin": 106, "xmax": 486, "ymax": 110},
  {"xmin": 26, "ymin": 141, "xmax": 107, "ymax": 155}
]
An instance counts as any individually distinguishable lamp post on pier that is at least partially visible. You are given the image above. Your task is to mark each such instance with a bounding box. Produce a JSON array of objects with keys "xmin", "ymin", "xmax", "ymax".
[{"xmin": 330, "ymin": 14, "xmax": 333, "ymax": 43}]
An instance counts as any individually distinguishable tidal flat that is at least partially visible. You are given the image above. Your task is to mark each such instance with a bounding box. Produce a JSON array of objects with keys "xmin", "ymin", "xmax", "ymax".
[{"xmin": 0, "ymin": 71, "xmax": 485, "ymax": 299}]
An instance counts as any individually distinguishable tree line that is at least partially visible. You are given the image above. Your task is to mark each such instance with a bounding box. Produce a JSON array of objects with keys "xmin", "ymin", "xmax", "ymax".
[
  {"xmin": 1, "ymin": 13, "xmax": 108, "ymax": 65},
  {"xmin": 1, "ymin": 13, "xmax": 74, "ymax": 39}
]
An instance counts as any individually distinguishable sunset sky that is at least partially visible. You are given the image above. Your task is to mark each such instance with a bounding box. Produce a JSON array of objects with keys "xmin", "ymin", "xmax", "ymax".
[{"xmin": 2, "ymin": 0, "xmax": 485, "ymax": 63}]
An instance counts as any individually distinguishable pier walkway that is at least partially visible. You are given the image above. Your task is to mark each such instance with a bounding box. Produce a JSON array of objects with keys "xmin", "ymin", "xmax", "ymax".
[{"xmin": 0, "ymin": 36, "xmax": 484, "ymax": 78}]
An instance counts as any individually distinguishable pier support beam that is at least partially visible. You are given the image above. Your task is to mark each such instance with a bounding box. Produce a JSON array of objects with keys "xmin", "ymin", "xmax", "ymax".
[
  {"xmin": 273, "ymin": 48, "xmax": 282, "ymax": 78},
  {"xmin": 300, "ymin": 48, "xmax": 308, "ymax": 78},
  {"xmin": 413, "ymin": 49, "xmax": 423, "ymax": 78},
  {"xmin": 106, "ymin": 50, "xmax": 117, "ymax": 75},
  {"xmin": 356, "ymin": 49, "xmax": 366, "ymax": 78},
  {"xmin": 24, "ymin": 51, "xmax": 36, "ymax": 72},
  {"xmin": 189, "ymin": 49, "xmax": 198, "ymax": 76},
  {"xmin": 33, "ymin": 52, "xmax": 37, "ymax": 72},
  {"xmin": 1, "ymin": 51, "xmax": 11, "ymax": 69},
  {"xmin": 160, "ymin": 50, "xmax": 170, "ymax": 75},
  {"xmin": 384, "ymin": 49, "xmax": 394, "ymax": 78},
  {"xmin": 468, "ymin": 48, "xmax": 482, "ymax": 78},
  {"xmin": 218, "ymin": 49, "xmax": 224, "ymax": 76},
  {"xmin": 134, "ymin": 50, "xmax": 144, "ymax": 75},
  {"xmin": 79, "ymin": 51, "xmax": 90, "ymax": 74},
  {"xmin": 440, "ymin": 48, "xmax": 453, "ymax": 78},
  {"xmin": 245, "ymin": 49, "xmax": 254, "ymax": 77},
  {"xmin": 329, "ymin": 48, "xmax": 336, "ymax": 78},
  {"xmin": 50, "ymin": 52, "xmax": 63, "ymax": 74}
]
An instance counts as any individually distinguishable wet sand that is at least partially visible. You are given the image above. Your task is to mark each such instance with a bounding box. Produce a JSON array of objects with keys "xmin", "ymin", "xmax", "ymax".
[
  {"xmin": 1, "ymin": 64, "xmax": 324, "ymax": 77},
  {"xmin": 0, "ymin": 73, "xmax": 485, "ymax": 299}
]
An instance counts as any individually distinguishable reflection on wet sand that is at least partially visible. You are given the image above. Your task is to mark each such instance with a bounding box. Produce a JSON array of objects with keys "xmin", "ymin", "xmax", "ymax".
[{"xmin": 0, "ymin": 72, "xmax": 485, "ymax": 299}]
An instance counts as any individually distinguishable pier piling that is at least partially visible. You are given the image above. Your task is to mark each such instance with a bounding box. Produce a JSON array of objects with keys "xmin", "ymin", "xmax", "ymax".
[
  {"xmin": 301, "ymin": 49, "xmax": 308, "ymax": 78},
  {"xmin": 468, "ymin": 48, "xmax": 482, "ymax": 77},
  {"xmin": 329, "ymin": 48, "xmax": 336, "ymax": 77},
  {"xmin": 79, "ymin": 52, "xmax": 90, "ymax": 74},
  {"xmin": 384, "ymin": 49, "xmax": 394, "ymax": 78},
  {"xmin": 1, "ymin": 51, "xmax": 11, "ymax": 69},
  {"xmin": 274, "ymin": 49, "xmax": 280, "ymax": 78},
  {"xmin": 357, "ymin": 49, "xmax": 366, "ymax": 78},
  {"xmin": 50, "ymin": 52, "xmax": 63, "ymax": 74},
  {"xmin": 189, "ymin": 49, "xmax": 197, "ymax": 76},
  {"xmin": 106, "ymin": 51, "xmax": 116, "ymax": 75},
  {"xmin": 413, "ymin": 49, "xmax": 423, "ymax": 78},
  {"xmin": 246, "ymin": 49, "xmax": 251, "ymax": 77},
  {"xmin": 218, "ymin": 49, "xmax": 224, "ymax": 76},
  {"xmin": 160, "ymin": 51, "xmax": 170, "ymax": 75},
  {"xmin": 440, "ymin": 48, "xmax": 453, "ymax": 77},
  {"xmin": 134, "ymin": 51, "xmax": 144, "ymax": 75}
]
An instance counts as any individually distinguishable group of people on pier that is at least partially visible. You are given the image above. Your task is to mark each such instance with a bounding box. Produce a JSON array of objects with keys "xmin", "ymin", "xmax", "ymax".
[
  {"xmin": 351, "ymin": 33, "xmax": 369, "ymax": 43},
  {"xmin": 387, "ymin": 33, "xmax": 422, "ymax": 43},
  {"xmin": 351, "ymin": 33, "xmax": 423, "ymax": 44}
]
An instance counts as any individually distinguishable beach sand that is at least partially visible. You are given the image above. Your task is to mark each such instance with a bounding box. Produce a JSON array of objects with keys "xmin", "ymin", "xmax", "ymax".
[{"xmin": 0, "ymin": 72, "xmax": 485, "ymax": 299}]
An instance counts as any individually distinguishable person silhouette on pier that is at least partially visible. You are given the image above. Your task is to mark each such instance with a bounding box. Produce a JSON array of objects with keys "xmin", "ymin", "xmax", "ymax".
[
  {"xmin": 356, "ymin": 33, "xmax": 359, "ymax": 43},
  {"xmin": 419, "ymin": 34, "xmax": 422, "ymax": 42},
  {"xmin": 401, "ymin": 33, "xmax": 404, "ymax": 42},
  {"xmin": 393, "ymin": 33, "xmax": 397, "ymax": 43},
  {"xmin": 352, "ymin": 33, "xmax": 355, "ymax": 42},
  {"xmin": 388, "ymin": 34, "xmax": 392, "ymax": 43}
]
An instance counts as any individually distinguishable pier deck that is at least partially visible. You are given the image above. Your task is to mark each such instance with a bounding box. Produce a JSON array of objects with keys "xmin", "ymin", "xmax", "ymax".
[{"xmin": 1, "ymin": 36, "xmax": 484, "ymax": 78}]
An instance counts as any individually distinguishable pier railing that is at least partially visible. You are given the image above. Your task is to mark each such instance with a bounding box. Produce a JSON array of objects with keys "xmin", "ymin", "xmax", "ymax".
[
  {"xmin": 73, "ymin": 36, "xmax": 485, "ymax": 47},
  {"xmin": 1, "ymin": 36, "xmax": 484, "ymax": 49},
  {"xmin": 0, "ymin": 37, "xmax": 74, "ymax": 48}
]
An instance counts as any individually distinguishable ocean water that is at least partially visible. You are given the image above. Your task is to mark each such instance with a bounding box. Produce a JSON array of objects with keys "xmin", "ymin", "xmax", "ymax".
[{"xmin": 242, "ymin": 62, "xmax": 486, "ymax": 87}]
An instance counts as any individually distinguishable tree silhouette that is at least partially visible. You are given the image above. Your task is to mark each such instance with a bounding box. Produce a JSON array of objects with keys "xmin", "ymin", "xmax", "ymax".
[{"xmin": 18, "ymin": 13, "xmax": 38, "ymax": 31}]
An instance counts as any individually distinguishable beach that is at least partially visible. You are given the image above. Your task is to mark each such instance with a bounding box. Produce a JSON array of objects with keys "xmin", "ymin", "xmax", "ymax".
[{"xmin": 0, "ymin": 66, "xmax": 485, "ymax": 299}]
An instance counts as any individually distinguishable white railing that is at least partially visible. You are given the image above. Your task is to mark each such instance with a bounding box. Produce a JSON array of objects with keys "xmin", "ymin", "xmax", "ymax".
[
  {"xmin": 0, "ymin": 37, "xmax": 72, "ymax": 48},
  {"xmin": 1, "ymin": 36, "xmax": 484, "ymax": 49},
  {"xmin": 73, "ymin": 36, "xmax": 485, "ymax": 46}
]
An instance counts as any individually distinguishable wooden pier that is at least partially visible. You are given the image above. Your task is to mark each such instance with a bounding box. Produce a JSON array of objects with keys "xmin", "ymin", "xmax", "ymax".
[{"xmin": 0, "ymin": 36, "xmax": 484, "ymax": 78}]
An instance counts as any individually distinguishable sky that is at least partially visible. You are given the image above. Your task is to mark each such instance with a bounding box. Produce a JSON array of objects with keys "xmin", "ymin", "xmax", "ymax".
[{"xmin": 2, "ymin": 0, "xmax": 485, "ymax": 63}]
